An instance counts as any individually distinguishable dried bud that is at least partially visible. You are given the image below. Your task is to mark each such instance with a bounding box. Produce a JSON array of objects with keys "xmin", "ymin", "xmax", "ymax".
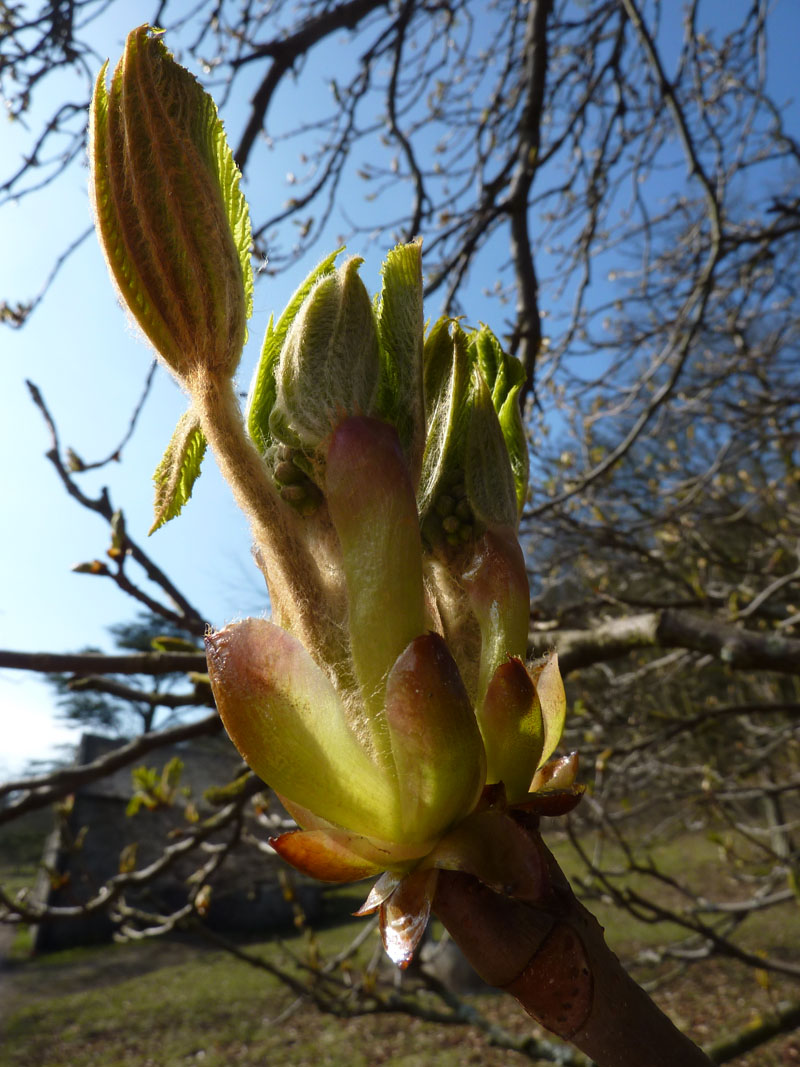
[{"xmin": 89, "ymin": 25, "xmax": 252, "ymax": 383}]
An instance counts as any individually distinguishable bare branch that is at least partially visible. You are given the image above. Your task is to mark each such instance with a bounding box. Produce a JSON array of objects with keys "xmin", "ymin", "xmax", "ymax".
[
  {"xmin": 0, "ymin": 711, "xmax": 222, "ymax": 820},
  {"xmin": 531, "ymin": 611, "xmax": 800, "ymax": 676}
]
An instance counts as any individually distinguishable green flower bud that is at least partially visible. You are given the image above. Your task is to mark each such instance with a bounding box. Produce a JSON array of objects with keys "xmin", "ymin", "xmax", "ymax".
[
  {"xmin": 268, "ymin": 442, "xmax": 324, "ymax": 515},
  {"xmin": 89, "ymin": 25, "xmax": 252, "ymax": 384},
  {"xmin": 269, "ymin": 257, "xmax": 380, "ymax": 462}
]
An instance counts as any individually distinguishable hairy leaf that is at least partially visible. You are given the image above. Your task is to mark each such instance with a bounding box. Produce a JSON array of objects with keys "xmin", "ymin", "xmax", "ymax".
[
  {"xmin": 247, "ymin": 247, "xmax": 342, "ymax": 451},
  {"xmin": 375, "ymin": 239, "xmax": 425, "ymax": 482},
  {"xmin": 150, "ymin": 410, "xmax": 207, "ymax": 533},
  {"xmin": 89, "ymin": 26, "xmax": 252, "ymax": 380}
]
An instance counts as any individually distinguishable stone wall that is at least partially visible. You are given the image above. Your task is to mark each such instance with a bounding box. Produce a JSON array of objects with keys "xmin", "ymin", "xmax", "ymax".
[{"xmin": 32, "ymin": 733, "xmax": 320, "ymax": 951}]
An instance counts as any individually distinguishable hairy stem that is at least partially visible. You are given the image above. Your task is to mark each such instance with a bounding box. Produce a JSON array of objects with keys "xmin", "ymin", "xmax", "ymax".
[{"xmin": 188, "ymin": 367, "xmax": 348, "ymax": 672}]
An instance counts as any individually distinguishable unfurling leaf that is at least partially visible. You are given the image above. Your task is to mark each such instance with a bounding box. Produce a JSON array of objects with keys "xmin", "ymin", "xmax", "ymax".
[
  {"xmin": 418, "ymin": 319, "xmax": 524, "ymax": 546},
  {"xmin": 150, "ymin": 410, "xmax": 207, "ymax": 533},
  {"xmin": 89, "ymin": 25, "xmax": 252, "ymax": 382},
  {"xmin": 269, "ymin": 258, "xmax": 380, "ymax": 461},
  {"xmin": 375, "ymin": 239, "xmax": 425, "ymax": 483},
  {"xmin": 468, "ymin": 327, "xmax": 528, "ymax": 516},
  {"xmin": 247, "ymin": 247, "xmax": 342, "ymax": 452}
]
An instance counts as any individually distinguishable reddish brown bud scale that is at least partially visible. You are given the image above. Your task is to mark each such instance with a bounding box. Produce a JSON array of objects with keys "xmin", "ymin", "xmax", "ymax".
[
  {"xmin": 504, "ymin": 921, "xmax": 594, "ymax": 1038},
  {"xmin": 270, "ymin": 828, "xmax": 382, "ymax": 882}
]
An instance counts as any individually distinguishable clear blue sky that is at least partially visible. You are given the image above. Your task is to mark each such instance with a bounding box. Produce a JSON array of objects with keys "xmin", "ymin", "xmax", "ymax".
[{"xmin": 2, "ymin": 1, "xmax": 799, "ymax": 779}]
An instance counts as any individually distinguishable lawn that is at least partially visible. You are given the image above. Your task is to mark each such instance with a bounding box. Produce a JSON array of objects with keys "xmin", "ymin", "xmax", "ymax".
[{"xmin": 2, "ymin": 828, "xmax": 799, "ymax": 1066}]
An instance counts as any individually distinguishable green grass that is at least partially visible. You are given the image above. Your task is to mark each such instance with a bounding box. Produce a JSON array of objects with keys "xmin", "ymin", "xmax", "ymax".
[
  {"xmin": 1, "ymin": 926, "xmax": 530, "ymax": 1067},
  {"xmin": 3, "ymin": 830, "xmax": 799, "ymax": 1067}
]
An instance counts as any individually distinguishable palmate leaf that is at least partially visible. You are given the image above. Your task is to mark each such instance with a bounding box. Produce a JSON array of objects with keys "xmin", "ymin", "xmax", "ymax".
[
  {"xmin": 247, "ymin": 247, "xmax": 342, "ymax": 452},
  {"xmin": 150, "ymin": 410, "xmax": 207, "ymax": 533}
]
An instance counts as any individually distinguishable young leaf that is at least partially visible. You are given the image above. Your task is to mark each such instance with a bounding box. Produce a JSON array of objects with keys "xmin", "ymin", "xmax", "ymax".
[
  {"xmin": 417, "ymin": 321, "xmax": 472, "ymax": 531},
  {"xmin": 375, "ymin": 239, "xmax": 425, "ymax": 482},
  {"xmin": 247, "ymin": 247, "xmax": 342, "ymax": 451},
  {"xmin": 89, "ymin": 26, "xmax": 252, "ymax": 382},
  {"xmin": 465, "ymin": 369, "xmax": 518, "ymax": 530},
  {"xmin": 467, "ymin": 326, "xmax": 529, "ymax": 517},
  {"xmin": 269, "ymin": 258, "xmax": 380, "ymax": 457},
  {"xmin": 150, "ymin": 410, "xmax": 207, "ymax": 534}
]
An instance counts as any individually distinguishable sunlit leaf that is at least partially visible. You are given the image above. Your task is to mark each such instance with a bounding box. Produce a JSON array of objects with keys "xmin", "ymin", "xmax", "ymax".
[{"xmin": 149, "ymin": 410, "xmax": 207, "ymax": 533}]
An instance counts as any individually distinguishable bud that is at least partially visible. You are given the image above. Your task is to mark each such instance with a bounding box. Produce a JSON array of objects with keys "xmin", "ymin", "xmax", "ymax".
[
  {"xmin": 374, "ymin": 240, "xmax": 425, "ymax": 484},
  {"xmin": 89, "ymin": 25, "xmax": 252, "ymax": 383},
  {"xmin": 469, "ymin": 325, "xmax": 529, "ymax": 517},
  {"xmin": 247, "ymin": 248, "xmax": 342, "ymax": 454},
  {"xmin": 418, "ymin": 320, "xmax": 527, "ymax": 551},
  {"xmin": 324, "ymin": 416, "xmax": 426, "ymax": 718},
  {"xmin": 89, "ymin": 38, "xmax": 580, "ymax": 974},
  {"xmin": 269, "ymin": 257, "xmax": 380, "ymax": 463},
  {"xmin": 205, "ymin": 620, "xmax": 485, "ymax": 865}
]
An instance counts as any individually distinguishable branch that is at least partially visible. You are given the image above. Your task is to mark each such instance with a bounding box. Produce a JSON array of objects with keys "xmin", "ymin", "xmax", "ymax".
[
  {"xmin": 0, "ymin": 784, "xmax": 256, "ymax": 927},
  {"xmin": 0, "ymin": 711, "xmax": 222, "ymax": 821},
  {"xmin": 434, "ymin": 831, "xmax": 713, "ymax": 1066},
  {"xmin": 65, "ymin": 360, "xmax": 159, "ymax": 471},
  {"xmin": 706, "ymin": 1000, "xmax": 800, "ymax": 1064},
  {"xmin": 234, "ymin": 0, "xmax": 388, "ymax": 169},
  {"xmin": 530, "ymin": 610, "xmax": 800, "ymax": 676},
  {"xmin": 504, "ymin": 0, "xmax": 552, "ymax": 402},
  {"xmin": 2, "ymin": 226, "xmax": 92, "ymax": 330},
  {"xmin": 66, "ymin": 674, "xmax": 213, "ymax": 709},
  {"xmin": 26, "ymin": 380, "xmax": 208, "ymax": 634},
  {"xmin": 0, "ymin": 648, "xmax": 207, "ymax": 676}
]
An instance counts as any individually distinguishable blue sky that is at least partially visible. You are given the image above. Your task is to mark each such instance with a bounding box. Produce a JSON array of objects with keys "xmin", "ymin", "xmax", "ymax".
[
  {"xmin": 2, "ymin": 1, "xmax": 799, "ymax": 779},
  {"xmin": 0, "ymin": 4, "xmax": 322, "ymax": 775}
]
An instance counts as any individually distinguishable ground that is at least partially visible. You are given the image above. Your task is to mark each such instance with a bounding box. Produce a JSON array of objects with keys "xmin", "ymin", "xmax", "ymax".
[
  {"xmin": 2, "ymin": 816, "xmax": 798, "ymax": 1065},
  {"xmin": 1, "ymin": 910, "xmax": 799, "ymax": 1066}
]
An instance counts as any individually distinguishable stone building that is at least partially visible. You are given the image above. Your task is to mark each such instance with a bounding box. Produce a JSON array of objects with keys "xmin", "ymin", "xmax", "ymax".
[{"xmin": 32, "ymin": 732, "xmax": 320, "ymax": 951}]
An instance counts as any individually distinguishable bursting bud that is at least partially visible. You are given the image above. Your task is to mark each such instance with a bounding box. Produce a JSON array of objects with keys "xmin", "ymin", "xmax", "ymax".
[
  {"xmin": 418, "ymin": 320, "xmax": 528, "ymax": 550},
  {"xmin": 269, "ymin": 257, "xmax": 380, "ymax": 462},
  {"xmin": 89, "ymin": 25, "xmax": 253, "ymax": 384},
  {"xmin": 418, "ymin": 322, "xmax": 530, "ymax": 707}
]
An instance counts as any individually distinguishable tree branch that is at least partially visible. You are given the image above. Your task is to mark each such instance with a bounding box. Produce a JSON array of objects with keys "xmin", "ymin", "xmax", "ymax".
[
  {"xmin": 234, "ymin": 0, "xmax": 389, "ymax": 169},
  {"xmin": 530, "ymin": 610, "xmax": 800, "ymax": 676},
  {"xmin": 706, "ymin": 1000, "xmax": 800, "ymax": 1064},
  {"xmin": 0, "ymin": 711, "xmax": 223, "ymax": 821},
  {"xmin": 0, "ymin": 649, "xmax": 207, "ymax": 676},
  {"xmin": 504, "ymin": 0, "xmax": 552, "ymax": 402}
]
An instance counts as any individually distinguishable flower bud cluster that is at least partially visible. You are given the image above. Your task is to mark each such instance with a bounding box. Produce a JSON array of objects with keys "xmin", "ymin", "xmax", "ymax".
[
  {"xmin": 90, "ymin": 27, "xmax": 580, "ymax": 969},
  {"xmin": 269, "ymin": 443, "xmax": 323, "ymax": 516}
]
